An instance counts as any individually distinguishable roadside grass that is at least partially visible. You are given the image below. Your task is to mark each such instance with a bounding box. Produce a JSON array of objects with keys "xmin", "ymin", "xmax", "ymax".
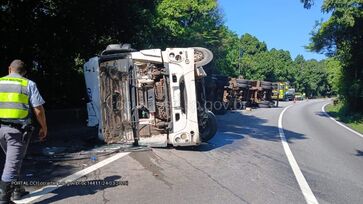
[{"xmin": 326, "ymin": 102, "xmax": 363, "ymax": 134}]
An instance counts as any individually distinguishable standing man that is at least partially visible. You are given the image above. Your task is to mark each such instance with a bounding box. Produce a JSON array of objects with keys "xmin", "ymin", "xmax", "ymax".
[{"xmin": 0, "ymin": 60, "xmax": 47, "ymax": 204}]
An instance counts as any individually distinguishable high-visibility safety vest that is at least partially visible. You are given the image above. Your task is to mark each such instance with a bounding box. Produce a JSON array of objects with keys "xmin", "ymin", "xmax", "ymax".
[{"xmin": 0, "ymin": 76, "xmax": 30, "ymax": 122}]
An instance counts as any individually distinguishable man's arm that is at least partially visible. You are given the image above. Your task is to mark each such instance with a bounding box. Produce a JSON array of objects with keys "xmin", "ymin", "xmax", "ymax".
[
  {"xmin": 33, "ymin": 105, "xmax": 47, "ymax": 141},
  {"xmin": 28, "ymin": 80, "xmax": 47, "ymax": 141}
]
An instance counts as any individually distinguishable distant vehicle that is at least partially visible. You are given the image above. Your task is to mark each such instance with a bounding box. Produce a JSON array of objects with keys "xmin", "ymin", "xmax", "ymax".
[
  {"xmin": 84, "ymin": 44, "xmax": 217, "ymax": 147},
  {"xmin": 284, "ymin": 88, "xmax": 296, "ymax": 101},
  {"xmin": 272, "ymin": 82, "xmax": 289, "ymax": 100},
  {"xmin": 205, "ymin": 77, "xmax": 274, "ymax": 111},
  {"xmin": 294, "ymin": 92, "xmax": 305, "ymax": 100}
]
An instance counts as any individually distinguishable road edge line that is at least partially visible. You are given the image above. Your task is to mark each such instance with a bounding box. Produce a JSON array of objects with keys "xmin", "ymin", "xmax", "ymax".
[
  {"xmin": 278, "ymin": 105, "xmax": 319, "ymax": 204},
  {"xmin": 322, "ymin": 103, "xmax": 363, "ymax": 139},
  {"xmin": 15, "ymin": 152, "xmax": 130, "ymax": 204}
]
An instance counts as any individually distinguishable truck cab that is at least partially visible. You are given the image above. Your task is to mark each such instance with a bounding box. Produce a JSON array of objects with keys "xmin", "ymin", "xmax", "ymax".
[{"xmin": 84, "ymin": 44, "xmax": 217, "ymax": 147}]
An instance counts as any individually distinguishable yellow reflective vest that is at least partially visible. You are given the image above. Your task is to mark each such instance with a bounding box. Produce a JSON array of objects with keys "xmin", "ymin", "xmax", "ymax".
[{"xmin": 0, "ymin": 76, "xmax": 30, "ymax": 121}]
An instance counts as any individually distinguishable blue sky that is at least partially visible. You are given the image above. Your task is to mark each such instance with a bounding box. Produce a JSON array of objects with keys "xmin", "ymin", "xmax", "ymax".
[{"xmin": 218, "ymin": 0, "xmax": 330, "ymax": 61}]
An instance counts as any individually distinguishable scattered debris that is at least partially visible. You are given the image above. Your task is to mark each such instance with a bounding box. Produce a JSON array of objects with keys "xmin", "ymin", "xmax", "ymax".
[{"xmin": 42, "ymin": 147, "xmax": 66, "ymax": 156}]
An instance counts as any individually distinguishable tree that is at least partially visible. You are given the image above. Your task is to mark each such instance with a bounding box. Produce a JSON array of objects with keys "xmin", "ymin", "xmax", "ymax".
[
  {"xmin": 300, "ymin": 0, "xmax": 314, "ymax": 9},
  {"xmin": 325, "ymin": 58, "xmax": 342, "ymax": 95},
  {"xmin": 239, "ymin": 33, "xmax": 267, "ymax": 55},
  {"xmin": 0, "ymin": 0, "xmax": 336, "ymax": 108},
  {"xmin": 0, "ymin": 0, "xmax": 159, "ymax": 108},
  {"xmin": 242, "ymin": 49, "xmax": 292, "ymax": 82},
  {"xmin": 152, "ymin": 0, "xmax": 222, "ymax": 48},
  {"xmin": 214, "ymin": 26, "xmax": 241, "ymax": 76},
  {"xmin": 239, "ymin": 33, "xmax": 268, "ymax": 79},
  {"xmin": 302, "ymin": 0, "xmax": 363, "ymax": 112}
]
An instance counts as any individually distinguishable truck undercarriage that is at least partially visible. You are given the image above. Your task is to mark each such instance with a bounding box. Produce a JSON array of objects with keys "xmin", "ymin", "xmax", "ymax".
[{"xmin": 84, "ymin": 45, "xmax": 216, "ymax": 147}]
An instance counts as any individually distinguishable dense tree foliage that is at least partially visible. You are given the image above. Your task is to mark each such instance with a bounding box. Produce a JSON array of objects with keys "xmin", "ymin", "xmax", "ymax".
[
  {"xmin": 324, "ymin": 58, "xmax": 342, "ymax": 95},
  {"xmin": 302, "ymin": 0, "xmax": 363, "ymax": 112},
  {"xmin": 222, "ymin": 33, "xmax": 331, "ymax": 97},
  {"xmin": 0, "ymin": 0, "xmax": 158, "ymax": 108},
  {"xmin": 0, "ymin": 0, "xmax": 337, "ymax": 109},
  {"xmin": 152, "ymin": 0, "xmax": 222, "ymax": 47}
]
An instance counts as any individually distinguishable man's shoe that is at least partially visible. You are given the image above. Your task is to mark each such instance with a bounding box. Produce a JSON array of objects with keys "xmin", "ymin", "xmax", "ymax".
[
  {"xmin": 12, "ymin": 184, "xmax": 29, "ymax": 200},
  {"xmin": 0, "ymin": 181, "xmax": 15, "ymax": 204}
]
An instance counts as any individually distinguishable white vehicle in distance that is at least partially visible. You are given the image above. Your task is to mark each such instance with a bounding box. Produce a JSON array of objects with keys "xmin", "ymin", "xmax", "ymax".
[{"xmin": 84, "ymin": 44, "xmax": 217, "ymax": 147}]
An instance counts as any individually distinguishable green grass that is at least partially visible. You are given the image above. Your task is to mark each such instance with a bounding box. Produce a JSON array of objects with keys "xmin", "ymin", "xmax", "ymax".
[{"xmin": 325, "ymin": 102, "xmax": 363, "ymax": 134}]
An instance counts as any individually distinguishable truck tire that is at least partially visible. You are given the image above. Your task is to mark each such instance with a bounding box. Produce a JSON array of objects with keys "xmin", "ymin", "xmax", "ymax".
[
  {"xmin": 237, "ymin": 83, "xmax": 249, "ymax": 88},
  {"xmin": 232, "ymin": 100, "xmax": 243, "ymax": 110},
  {"xmin": 236, "ymin": 101, "xmax": 244, "ymax": 110},
  {"xmin": 236, "ymin": 79, "xmax": 249, "ymax": 84},
  {"xmin": 262, "ymin": 85, "xmax": 272, "ymax": 90},
  {"xmin": 201, "ymin": 111, "xmax": 217, "ymax": 142},
  {"xmin": 241, "ymin": 101, "xmax": 247, "ymax": 109},
  {"xmin": 261, "ymin": 81, "xmax": 272, "ymax": 86},
  {"xmin": 258, "ymin": 104, "xmax": 270, "ymax": 108},
  {"xmin": 215, "ymin": 108, "xmax": 227, "ymax": 115},
  {"xmin": 213, "ymin": 101, "xmax": 228, "ymax": 115},
  {"xmin": 192, "ymin": 47, "xmax": 213, "ymax": 67},
  {"xmin": 260, "ymin": 100, "xmax": 270, "ymax": 105},
  {"xmin": 258, "ymin": 101, "xmax": 271, "ymax": 108},
  {"xmin": 101, "ymin": 44, "xmax": 136, "ymax": 55}
]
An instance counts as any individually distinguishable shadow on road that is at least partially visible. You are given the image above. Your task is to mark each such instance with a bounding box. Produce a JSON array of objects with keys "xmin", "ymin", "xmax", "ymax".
[
  {"xmin": 14, "ymin": 109, "xmax": 102, "ymax": 191},
  {"xmin": 34, "ymin": 175, "xmax": 122, "ymax": 204},
  {"xmin": 315, "ymin": 111, "xmax": 330, "ymax": 118},
  {"xmin": 356, "ymin": 150, "xmax": 363, "ymax": 156},
  {"xmin": 0, "ymin": 149, "xmax": 77, "ymax": 191},
  {"xmin": 19, "ymin": 160, "xmax": 79, "ymax": 187},
  {"xmin": 178, "ymin": 111, "xmax": 306, "ymax": 152}
]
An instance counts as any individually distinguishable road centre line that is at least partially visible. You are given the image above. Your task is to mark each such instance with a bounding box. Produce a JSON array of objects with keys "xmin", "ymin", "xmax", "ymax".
[
  {"xmin": 278, "ymin": 105, "xmax": 319, "ymax": 204},
  {"xmin": 322, "ymin": 103, "xmax": 363, "ymax": 139},
  {"xmin": 15, "ymin": 152, "xmax": 130, "ymax": 204}
]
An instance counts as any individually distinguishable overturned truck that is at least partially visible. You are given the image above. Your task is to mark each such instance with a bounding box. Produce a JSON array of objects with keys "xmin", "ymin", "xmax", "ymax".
[
  {"xmin": 205, "ymin": 77, "xmax": 275, "ymax": 114},
  {"xmin": 84, "ymin": 44, "xmax": 217, "ymax": 147}
]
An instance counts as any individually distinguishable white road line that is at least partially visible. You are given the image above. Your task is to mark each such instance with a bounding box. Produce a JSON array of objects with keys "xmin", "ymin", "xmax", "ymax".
[
  {"xmin": 15, "ymin": 152, "xmax": 130, "ymax": 204},
  {"xmin": 278, "ymin": 105, "xmax": 319, "ymax": 204},
  {"xmin": 322, "ymin": 103, "xmax": 363, "ymax": 139}
]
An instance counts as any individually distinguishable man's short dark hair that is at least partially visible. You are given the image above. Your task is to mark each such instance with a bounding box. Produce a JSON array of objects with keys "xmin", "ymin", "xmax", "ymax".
[{"xmin": 9, "ymin": 59, "xmax": 26, "ymax": 74}]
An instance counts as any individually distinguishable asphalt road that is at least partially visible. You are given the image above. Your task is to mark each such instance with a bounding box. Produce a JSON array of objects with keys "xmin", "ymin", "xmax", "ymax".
[
  {"xmin": 25, "ymin": 99, "xmax": 363, "ymax": 204},
  {"xmin": 283, "ymin": 100, "xmax": 363, "ymax": 204}
]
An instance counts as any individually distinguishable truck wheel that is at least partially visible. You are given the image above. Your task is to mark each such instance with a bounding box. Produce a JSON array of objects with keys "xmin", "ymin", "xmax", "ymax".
[
  {"xmin": 258, "ymin": 104, "xmax": 270, "ymax": 108},
  {"xmin": 258, "ymin": 101, "xmax": 271, "ymax": 108},
  {"xmin": 237, "ymin": 83, "xmax": 249, "ymax": 88},
  {"xmin": 201, "ymin": 111, "xmax": 217, "ymax": 142},
  {"xmin": 214, "ymin": 102, "xmax": 228, "ymax": 115},
  {"xmin": 260, "ymin": 100, "xmax": 270, "ymax": 105},
  {"xmin": 236, "ymin": 79, "xmax": 249, "ymax": 84},
  {"xmin": 241, "ymin": 101, "xmax": 247, "ymax": 109},
  {"xmin": 261, "ymin": 81, "xmax": 272, "ymax": 86},
  {"xmin": 192, "ymin": 47, "xmax": 213, "ymax": 67},
  {"xmin": 232, "ymin": 100, "xmax": 243, "ymax": 110}
]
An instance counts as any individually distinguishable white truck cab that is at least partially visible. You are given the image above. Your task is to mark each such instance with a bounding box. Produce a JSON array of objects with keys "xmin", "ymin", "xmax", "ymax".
[{"xmin": 84, "ymin": 44, "xmax": 216, "ymax": 147}]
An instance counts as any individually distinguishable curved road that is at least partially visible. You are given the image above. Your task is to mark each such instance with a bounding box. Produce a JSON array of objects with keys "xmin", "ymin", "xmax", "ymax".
[
  {"xmin": 283, "ymin": 99, "xmax": 363, "ymax": 204},
  {"xmin": 27, "ymin": 99, "xmax": 363, "ymax": 204}
]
